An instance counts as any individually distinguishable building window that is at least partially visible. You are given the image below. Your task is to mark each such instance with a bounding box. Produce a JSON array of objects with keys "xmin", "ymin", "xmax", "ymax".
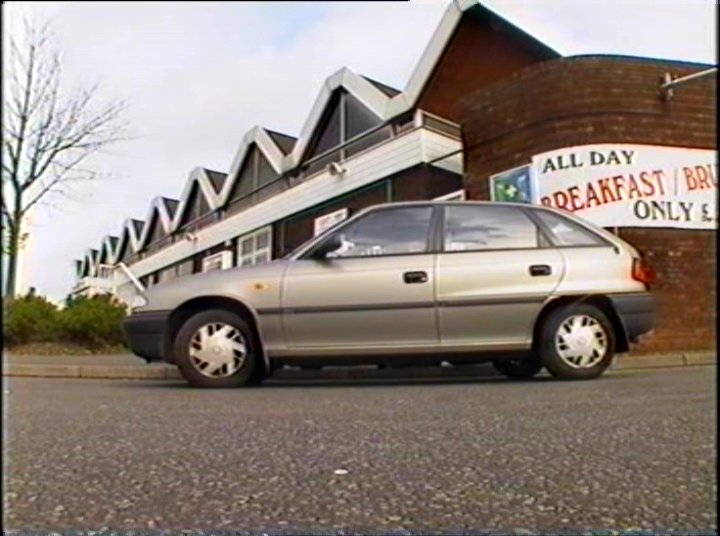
[
  {"xmin": 313, "ymin": 208, "xmax": 349, "ymax": 236},
  {"xmin": 202, "ymin": 250, "xmax": 233, "ymax": 272},
  {"xmin": 238, "ymin": 226, "xmax": 272, "ymax": 266},
  {"xmin": 435, "ymin": 189, "xmax": 466, "ymax": 201},
  {"xmin": 303, "ymin": 90, "xmax": 387, "ymax": 176}
]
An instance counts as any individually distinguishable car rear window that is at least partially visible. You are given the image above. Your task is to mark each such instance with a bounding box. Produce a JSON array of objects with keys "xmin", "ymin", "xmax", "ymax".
[
  {"xmin": 444, "ymin": 205, "xmax": 540, "ymax": 251},
  {"xmin": 533, "ymin": 210, "xmax": 608, "ymax": 247}
]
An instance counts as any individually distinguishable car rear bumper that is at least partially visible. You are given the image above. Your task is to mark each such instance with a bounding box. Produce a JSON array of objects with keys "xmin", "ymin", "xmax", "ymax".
[
  {"xmin": 609, "ymin": 292, "xmax": 656, "ymax": 343},
  {"xmin": 123, "ymin": 310, "xmax": 170, "ymax": 363}
]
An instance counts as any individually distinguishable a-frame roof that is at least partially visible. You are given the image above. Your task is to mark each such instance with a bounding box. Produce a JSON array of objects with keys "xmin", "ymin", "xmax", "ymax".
[
  {"xmin": 84, "ymin": 0, "xmax": 563, "ymax": 277},
  {"xmin": 137, "ymin": 197, "xmax": 180, "ymax": 248},
  {"xmin": 170, "ymin": 168, "xmax": 224, "ymax": 231}
]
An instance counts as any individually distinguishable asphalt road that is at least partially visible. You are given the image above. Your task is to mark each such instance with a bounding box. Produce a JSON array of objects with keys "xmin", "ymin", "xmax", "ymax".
[{"xmin": 2, "ymin": 366, "xmax": 717, "ymax": 532}]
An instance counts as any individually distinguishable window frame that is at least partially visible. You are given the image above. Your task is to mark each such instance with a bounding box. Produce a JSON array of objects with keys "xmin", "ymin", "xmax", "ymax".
[
  {"xmin": 524, "ymin": 207, "xmax": 614, "ymax": 249},
  {"xmin": 300, "ymin": 204, "xmax": 440, "ymax": 261},
  {"xmin": 437, "ymin": 203, "xmax": 554, "ymax": 254},
  {"xmin": 237, "ymin": 226, "xmax": 273, "ymax": 267}
]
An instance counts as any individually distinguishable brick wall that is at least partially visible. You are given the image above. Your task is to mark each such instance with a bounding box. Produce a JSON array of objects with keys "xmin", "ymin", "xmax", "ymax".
[{"xmin": 461, "ymin": 55, "xmax": 717, "ymax": 353}]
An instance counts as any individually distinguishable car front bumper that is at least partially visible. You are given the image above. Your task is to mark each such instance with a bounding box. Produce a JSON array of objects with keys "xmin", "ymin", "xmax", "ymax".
[
  {"xmin": 123, "ymin": 310, "xmax": 171, "ymax": 363},
  {"xmin": 609, "ymin": 292, "xmax": 656, "ymax": 343}
]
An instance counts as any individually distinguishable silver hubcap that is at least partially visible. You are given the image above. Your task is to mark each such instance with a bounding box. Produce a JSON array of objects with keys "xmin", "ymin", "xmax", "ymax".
[
  {"xmin": 555, "ymin": 314, "xmax": 608, "ymax": 368},
  {"xmin": 189, "ymin": 322, "xmax": 247, "ymax": 377}
]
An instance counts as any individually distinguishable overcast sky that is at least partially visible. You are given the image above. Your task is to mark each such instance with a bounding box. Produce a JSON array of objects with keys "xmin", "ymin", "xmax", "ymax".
[{"xmin": 3, "ymin": 0, "xmax": 717, "ymax": 301}]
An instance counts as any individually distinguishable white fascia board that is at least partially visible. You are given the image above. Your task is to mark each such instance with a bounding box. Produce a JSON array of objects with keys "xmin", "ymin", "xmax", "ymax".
[
  {"xmin": 398, "ymin": 0, "xmax": 475, "ymax": 109},
  {"xmin": 289, "ymin": 67, "xmax": 392, "ymax": 165},
  {"xmin": 169, "ymin": 168, "xmax": 223, "ymax": 232},
  {"xmin": 219, "ymin": 127, "xmax": 286, "ymax": 206}
]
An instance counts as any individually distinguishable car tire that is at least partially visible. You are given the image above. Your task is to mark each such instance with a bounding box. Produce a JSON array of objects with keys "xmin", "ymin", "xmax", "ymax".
[
  {"xmin": 538, "ymin": 303, "xmax": 616, "ymax": 380},
  {"xmin": 174, "ymin": 309, "xmax": 261, "ymax": 388},
  {"xmin": 492, "ymin": 356, "xmax": 543, "ymax": 379}
]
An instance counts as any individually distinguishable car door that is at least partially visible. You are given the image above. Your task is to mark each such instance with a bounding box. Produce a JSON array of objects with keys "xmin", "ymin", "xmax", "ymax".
[
  {"xmin": 282, "ymin": 205, "xmax": 438, "ymax": 350},
  {"xmin": 436, "ymin": 204, "xmax": 564, "ymax": 349}
]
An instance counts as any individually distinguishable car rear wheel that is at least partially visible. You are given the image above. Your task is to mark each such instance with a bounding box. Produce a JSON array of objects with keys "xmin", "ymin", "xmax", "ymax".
[
  {"xmin": 174, "ymin": 309, "xmax": 260, "ymax": 388},
  {"xmin": 492, "ymin": 356, "xmax": 543, "ymax": 379},
  {"xmin": 538, "ymin": 303, "xmax": 616, "ymax": 380}
]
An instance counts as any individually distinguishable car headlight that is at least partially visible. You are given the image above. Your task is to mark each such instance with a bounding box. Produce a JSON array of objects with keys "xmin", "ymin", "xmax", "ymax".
[{"xmin": 129, "ymin": 294, "xmax": 148, "ymax": 311}]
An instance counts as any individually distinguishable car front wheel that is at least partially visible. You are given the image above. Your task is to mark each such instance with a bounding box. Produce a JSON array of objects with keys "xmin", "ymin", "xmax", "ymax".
[
  {"xmin": 173, "ymin": 309, "xmax": 260, "ymax": 388},
  {"xmin": 538, "ymin": 303, "xmax": 616, "ymax": 380}
]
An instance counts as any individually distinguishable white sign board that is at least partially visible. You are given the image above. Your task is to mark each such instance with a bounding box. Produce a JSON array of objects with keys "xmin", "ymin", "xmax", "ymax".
[
  {"xmin": 314, "ymin": 208, "xmax": 349, "ymax": 236},
  {"xmin": 533, "ymin": 144, "xmax": 717, "ymax": 229},
  {"xmin": 202, "ymin": 250, "xmax": 232, "ymax": 273}
]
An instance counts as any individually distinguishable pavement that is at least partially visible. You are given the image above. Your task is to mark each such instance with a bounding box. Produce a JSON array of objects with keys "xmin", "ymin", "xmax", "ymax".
[
  {"xmin": 2, "ymin": 366, "xmax": 716, "ymax": 531},
  {"xmin": 1, "ymin": 350, "xmax": 716, "ymax": 381}
]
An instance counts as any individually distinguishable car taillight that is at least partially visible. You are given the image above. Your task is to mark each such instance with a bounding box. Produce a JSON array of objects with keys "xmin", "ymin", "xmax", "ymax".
[{"xmin": 632, "ymin": 257, "xmax": 655, "ymax": 286}]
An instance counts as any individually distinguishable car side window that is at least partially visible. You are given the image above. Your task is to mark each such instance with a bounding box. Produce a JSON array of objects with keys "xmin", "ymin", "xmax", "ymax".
[
  {"xmin": 533, "ymin": 210, "xmax": 607, "ymax": 247},
  {"xmin": 443, "ymin": 205, "xmax": 540, "ymax": 252},
  {"xmin": 326, "ymin": 206, "xmax": 434, "ymax": 258}
]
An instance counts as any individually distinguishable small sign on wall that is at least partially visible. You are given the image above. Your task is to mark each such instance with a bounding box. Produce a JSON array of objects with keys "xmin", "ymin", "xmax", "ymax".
[
  {"xmin": 314, "ymin": 208, "xmax": 349, "ymax": 236},
  {"xmin": 489, "ymin": 165, "xmax": 534, "ymax": 204},
  {"xmin": 532, "ymin": 144, "xmax": 717, "ymax": 229},
  {"xmin": 202, "ymin": 250, "xmax": 232, "ymax": 272}
]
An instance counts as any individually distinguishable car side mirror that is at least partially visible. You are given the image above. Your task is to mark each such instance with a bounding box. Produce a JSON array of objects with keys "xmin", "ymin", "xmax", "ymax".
[{"xmin": 310, "ymin": 234, "xmax": 342, "ymax": 260}]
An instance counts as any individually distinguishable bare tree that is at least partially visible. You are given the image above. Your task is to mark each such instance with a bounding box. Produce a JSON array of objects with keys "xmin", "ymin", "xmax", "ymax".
[{"xmin": 2, "ymin": 19, "xmax": 128, "ymax": 298}]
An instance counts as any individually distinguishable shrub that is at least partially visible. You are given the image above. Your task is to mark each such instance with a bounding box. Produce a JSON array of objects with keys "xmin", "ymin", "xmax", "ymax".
[
  {"xmin": 58, "ymin": 294, "xmax": 128, "ymax": 348},
  {"xmin": 3, "ymin": 294, "xmax": 60, "ymax": 346}
]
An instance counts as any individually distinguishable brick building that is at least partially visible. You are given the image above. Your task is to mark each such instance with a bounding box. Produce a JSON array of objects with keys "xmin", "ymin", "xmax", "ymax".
[
  {"xmin": 454, "ymin": 56, "xmax": 716, "ymax": 353},
  {"xmin": 74, "ymin": 0, "xmax": 717, "ymax": 354}
]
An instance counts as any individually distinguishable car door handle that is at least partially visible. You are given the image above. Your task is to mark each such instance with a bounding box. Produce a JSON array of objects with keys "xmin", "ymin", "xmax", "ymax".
[
  {"xmin": 403, "ymin": 271, "xmax": 428, "ymax": 284},
  {"xmin": 529, "ymin": 264, "xmax": 552, "ymax": 277}
]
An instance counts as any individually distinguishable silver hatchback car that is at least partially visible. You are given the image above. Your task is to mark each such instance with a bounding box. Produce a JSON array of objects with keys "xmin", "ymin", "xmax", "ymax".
[{"xmin": 124, "ymin": 201, "xmax": 656, "ymax": 388}]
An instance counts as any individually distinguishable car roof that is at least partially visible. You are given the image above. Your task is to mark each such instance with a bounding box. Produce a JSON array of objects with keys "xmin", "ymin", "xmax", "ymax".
[{"xmin": 361, "ymin": 200, "xmax": 554, "ymax": 211}]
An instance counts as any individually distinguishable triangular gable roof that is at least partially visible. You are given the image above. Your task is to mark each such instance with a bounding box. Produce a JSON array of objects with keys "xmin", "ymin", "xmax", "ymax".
[
  {"xmin": 112, "ymin": 218, "xmax": 146, "ymax": 264},
  {"xmin": 386, "ymin": 0, "xmax": 559, "ymax": 116},
  {"xmin": 138, "ymin": 196, "xmax": 180, "ymax": 248},
  {"xmin": 170, "ymin": 168, "xmax": 224, "ymax": 231},
  {"xmin": 290, "ymin": 67, "xmax": 394, "ymax": 164},
  {"xmin": 218, "ymin": 127, "xmax": 287, "ymax": 206},
  {"xmin": 80, "ymin": 0, "xmax": 562, "ymax": 272}
]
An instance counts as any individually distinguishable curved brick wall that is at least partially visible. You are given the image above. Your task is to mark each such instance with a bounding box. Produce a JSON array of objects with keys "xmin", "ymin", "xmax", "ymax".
[{"xmin": 462, "ymin": 55, "xmax": 716, "ymax": 354}]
